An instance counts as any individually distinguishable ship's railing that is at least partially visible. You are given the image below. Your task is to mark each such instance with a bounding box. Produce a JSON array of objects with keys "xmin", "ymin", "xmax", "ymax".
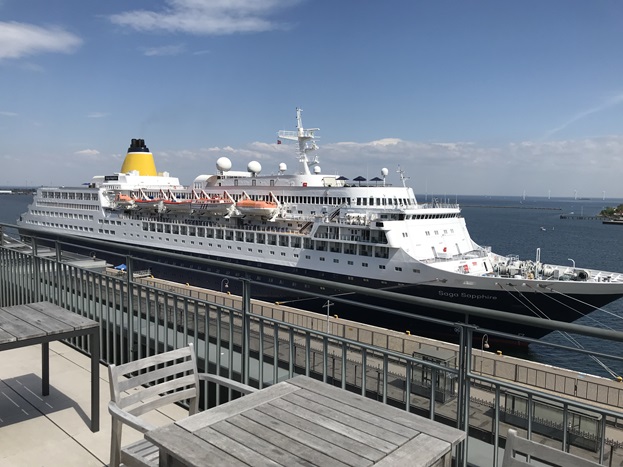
[
  {"xmin": 2, "ymin": 224, "xmax": 623, "ymax": 466},
  {"xmin": 417, "ymin": 201, "xmax": 460, "ymax": 210}
]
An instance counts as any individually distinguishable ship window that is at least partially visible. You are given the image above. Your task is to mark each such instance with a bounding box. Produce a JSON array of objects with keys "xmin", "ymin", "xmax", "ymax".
[
  {"xmin": 320, "ymin": 257, "xmax": 325, "ymax": 261},
  {"xmin": 379, "ymin": 265, "xmax": 386, "ymax": 269},
  {"xmin": 395, "ymin": 267, "xmax": 402, "ymax": 271},
  {"xmin": 348, "ymin": 261, "xmax": 353, "ymax": 265},
  {"xmin": 362, "ymin": 262, "xmax": 368, "ymax": 267},
  {"xmin": 413, "ymin": 268, "xmax": 421, "ymax": 273}
]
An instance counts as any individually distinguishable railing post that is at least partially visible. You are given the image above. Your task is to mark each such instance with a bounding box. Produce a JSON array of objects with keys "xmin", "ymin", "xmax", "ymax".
[
  {"xmin": 241, "ymin": 279, "xmax": 251, "ymax": 386},
  {"xmin": 55, "ymin": 241, "xmax": 62, "ymax": 307},
  {"xmin": 456, "ymin": 324, "xmax": 474, "ymax": 467},
  {"xmin": 31, "ymin": 237, "xmax": 40, "ymax": 302},
  {"xmin": 126, "ymin": 256, "xmax": 134, "ymax": 361}
]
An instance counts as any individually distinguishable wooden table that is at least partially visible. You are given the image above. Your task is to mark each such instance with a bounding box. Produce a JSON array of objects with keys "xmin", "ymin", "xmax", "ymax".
[
  {"xmin": 0, "ymin": 301, "xmax": 100, "ymax": 432},
  {"xmin": 146, "ymin": 375, "xmax": 465, "ymax": 466}
]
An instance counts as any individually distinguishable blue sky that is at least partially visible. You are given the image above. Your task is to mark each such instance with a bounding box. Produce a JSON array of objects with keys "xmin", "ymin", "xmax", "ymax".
[{"xmin": 1, "ymin": 1, "xmax": 623, "ymax": 198}]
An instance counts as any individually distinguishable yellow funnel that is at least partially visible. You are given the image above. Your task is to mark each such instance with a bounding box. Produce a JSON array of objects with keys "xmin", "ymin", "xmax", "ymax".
[{"xmin": 120, "ymin": 138, "xmax": 157, "ymax": 176}]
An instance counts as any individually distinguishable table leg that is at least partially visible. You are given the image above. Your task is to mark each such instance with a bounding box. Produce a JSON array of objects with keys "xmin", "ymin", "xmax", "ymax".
[
  {"xmin": 90, "ymin": 329, "xmax": 100, "ymax": 432},
  {"xmin": 42, "ymin": 342, "xmax": 49, "ymax": 396}
]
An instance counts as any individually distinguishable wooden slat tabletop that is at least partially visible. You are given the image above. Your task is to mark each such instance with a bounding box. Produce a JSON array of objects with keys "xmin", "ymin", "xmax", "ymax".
[
  {"xmin": 0, "ymin": 302, "xmax": 98, "ymax": 344},
  {"xmin": 0, "ymin": 301, "xmax": 101, "ymax": 432},
  {"xmin": 146, "ymin": 375, "xmax": 466, "ymax": 467}
]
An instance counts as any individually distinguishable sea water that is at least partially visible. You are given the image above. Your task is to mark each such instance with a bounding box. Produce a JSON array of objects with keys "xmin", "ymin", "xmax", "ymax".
[
  {"xmin": 459, "ymin": 194, "xmax": 623, "ymax": 378},
  {"xmin": 2, "ymin": 193, "xmax": 623, "ymax": 378}
]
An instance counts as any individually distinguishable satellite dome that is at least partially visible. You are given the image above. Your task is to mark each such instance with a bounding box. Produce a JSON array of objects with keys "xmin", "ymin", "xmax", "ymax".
[
  {"xmin": 313, "ymin": 166, "xmax": 321, "ymax": 174},
  {"xmin": 279, "ymin": 162, "xmax": 287, "ymax": 172},
  {"xmin": 381, "ymin": 167, "xmax": 389, "ymax": 176},
  {"xmin": 247, "ymin": 161, "xmax": 262, "ymax": 174},
  {"xmin": 216, "ymin": 157, "xmax": 232, "ymax": 172}
]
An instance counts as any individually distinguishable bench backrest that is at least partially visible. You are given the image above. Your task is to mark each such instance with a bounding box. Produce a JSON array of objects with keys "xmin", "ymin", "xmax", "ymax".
[
  {"xmin": 108, "ymin": 344, "xmax": 201, "ymax": 418},
  {"xmin": 503, "ymin": 429, "xmax": 601, "ymax": 467}
]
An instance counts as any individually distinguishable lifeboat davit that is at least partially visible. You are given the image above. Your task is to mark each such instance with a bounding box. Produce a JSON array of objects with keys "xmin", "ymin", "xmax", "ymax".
[
  {"xmin": 114, "ymin": 193, "xmax": 136, "ymax": 210},
  {"xmin": 236, "ymin": 199, "xmax": 278, "ymax": 217},
  {"xmin": 133, "ymin": 198, "xmax": 165, "ymax": 213}
]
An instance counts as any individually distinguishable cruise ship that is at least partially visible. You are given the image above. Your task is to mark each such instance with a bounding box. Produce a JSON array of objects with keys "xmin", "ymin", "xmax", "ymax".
[{"xmin": 17, "ymin": 109, "xmax": 623, "ymax": 342}]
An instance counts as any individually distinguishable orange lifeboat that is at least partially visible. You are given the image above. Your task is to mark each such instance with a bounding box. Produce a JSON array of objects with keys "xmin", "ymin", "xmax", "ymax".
[
  {"xmin": 236, "ymin": 199, "xmax": 278, "ymax": 217},
  {"xmin": 162, "ymin": 199, "xmax": 193, "ymax": 213}
]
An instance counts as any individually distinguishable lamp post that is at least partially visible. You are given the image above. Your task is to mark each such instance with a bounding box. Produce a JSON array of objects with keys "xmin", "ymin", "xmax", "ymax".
[
  {"xmin": 481, "ymin": 334, "xmax": 490, "ymax": 374},
  {"xmin": 322, "ymin": 300, "xmax": 334, "ymax": 333},
  {"xmin": 220, "ymin": 278, "xmax": 229, "ymax": 293}
]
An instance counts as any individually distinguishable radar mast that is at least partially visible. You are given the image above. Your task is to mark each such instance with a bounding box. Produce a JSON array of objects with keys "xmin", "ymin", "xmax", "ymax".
[{"xmin": 277, "ymin": 108, "xmax": 320, "ymax": 175}]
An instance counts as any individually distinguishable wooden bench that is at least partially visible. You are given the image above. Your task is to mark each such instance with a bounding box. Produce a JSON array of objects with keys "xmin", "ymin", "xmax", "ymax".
[{"xmin": 503, "ymin": 428, "xmax": 602, "ymax": 467}]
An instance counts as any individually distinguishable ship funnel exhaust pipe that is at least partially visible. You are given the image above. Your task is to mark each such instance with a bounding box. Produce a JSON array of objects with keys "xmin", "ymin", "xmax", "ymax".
[{"xmin": 121, "ymin": 138, "xmax": 157, "ymax": 176}]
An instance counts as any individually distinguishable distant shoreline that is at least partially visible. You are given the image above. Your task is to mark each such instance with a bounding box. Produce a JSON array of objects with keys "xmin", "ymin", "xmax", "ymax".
[{"xmin": 0, "ymin": 189, "xmax": 36, "ymax": 195}]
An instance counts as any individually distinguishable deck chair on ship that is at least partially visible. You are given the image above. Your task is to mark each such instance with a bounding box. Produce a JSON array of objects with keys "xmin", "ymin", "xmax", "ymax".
[{"xmin": 107, "ymin": 343, "xmax": 257, "ymax": 467}]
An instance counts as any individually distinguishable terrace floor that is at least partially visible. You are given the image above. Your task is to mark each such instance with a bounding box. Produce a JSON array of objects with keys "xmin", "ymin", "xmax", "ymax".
[{"xmin": 0, "ymin": 342, "xmax": 186, "ymax": 467}]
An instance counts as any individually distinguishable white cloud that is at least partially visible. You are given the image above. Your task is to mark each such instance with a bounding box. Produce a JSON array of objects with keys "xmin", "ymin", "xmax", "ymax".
[
  {"xmin": 543, "ymin": 93, "xmax": 623, "ymax": 139},
  {"xmin": 143, "ymin": 44, "xmax": 185, "ymax": 57},
  {"xmin": 75, "ymin": 149, "xmax": 100, "ymax": 156},
  {"xmin": 0, "ymin": 22, "xmax": 82, "ymax": 60},
  {"xmin": 0, "ymin": 111, "xmax": 17, "ymax": 117},
  {"xmin": 109, "ymin": 0, "xmax": 299, "ymax": 35}
]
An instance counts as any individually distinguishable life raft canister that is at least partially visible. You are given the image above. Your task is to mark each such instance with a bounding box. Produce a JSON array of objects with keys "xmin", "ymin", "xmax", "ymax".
[{"xmin": 463, "ymin": 264, "xmax": 469, "ymax": 273}]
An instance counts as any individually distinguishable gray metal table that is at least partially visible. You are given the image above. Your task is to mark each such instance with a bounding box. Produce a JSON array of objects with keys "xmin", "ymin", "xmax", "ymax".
[
  {"xmin": 146, "ymin": 375, "xmax": 465, "ymax": 466},
  {"xmin": 0, "ymin": 301, "xmax": 100, "ymax": 432}
]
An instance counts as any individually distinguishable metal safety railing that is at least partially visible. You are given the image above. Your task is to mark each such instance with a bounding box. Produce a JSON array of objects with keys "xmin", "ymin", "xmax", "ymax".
[{"xmin": 2, "ymin": 224, "xmax": 623, "ymax": 466}]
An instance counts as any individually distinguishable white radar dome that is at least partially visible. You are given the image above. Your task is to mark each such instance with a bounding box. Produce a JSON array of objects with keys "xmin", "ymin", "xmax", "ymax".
[
  {"xmin": 381, "ymin": 167, "xmax": 389, "ymax": 176},
  {"xmin": 314, "ymin": 166, "xmax": 321, "ymax": 174},
  {"xmin": 279, "ymin": 162, "xmax": 287, "ymax": 172},
  {"xmin": 216, "ymin": 157, "xmax": 232, "ymax": 172},
  {"xmin": 247, "ymin": 161, "xmax": 262, "ymax": 174}
]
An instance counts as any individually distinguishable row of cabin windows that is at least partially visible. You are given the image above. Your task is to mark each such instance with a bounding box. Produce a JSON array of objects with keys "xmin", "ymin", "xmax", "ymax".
[
  {"xmin": 132, "ymin": 193, "xmax": 415, "ymax": 207},
  {"xmin": 356, "ymin": 198, "xmax": 414, "ymax": 206},
  {"xmin": 140, "ymin": 221, "xmax": 389, "ymax": 258},
  {"xmin": 40, "ymin": 191, "xmax": 99, "ymax": 201},
  {"xmin": 23, "ymin": 219, "xmax": 94, "ymax": 232},
  {"xmin": 35, "ymin": 201, "xmax": 99, "ymax": 211},
  {"xmin": 30, "ymin": 209, "xmax": 95, "ymax": 221}
]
